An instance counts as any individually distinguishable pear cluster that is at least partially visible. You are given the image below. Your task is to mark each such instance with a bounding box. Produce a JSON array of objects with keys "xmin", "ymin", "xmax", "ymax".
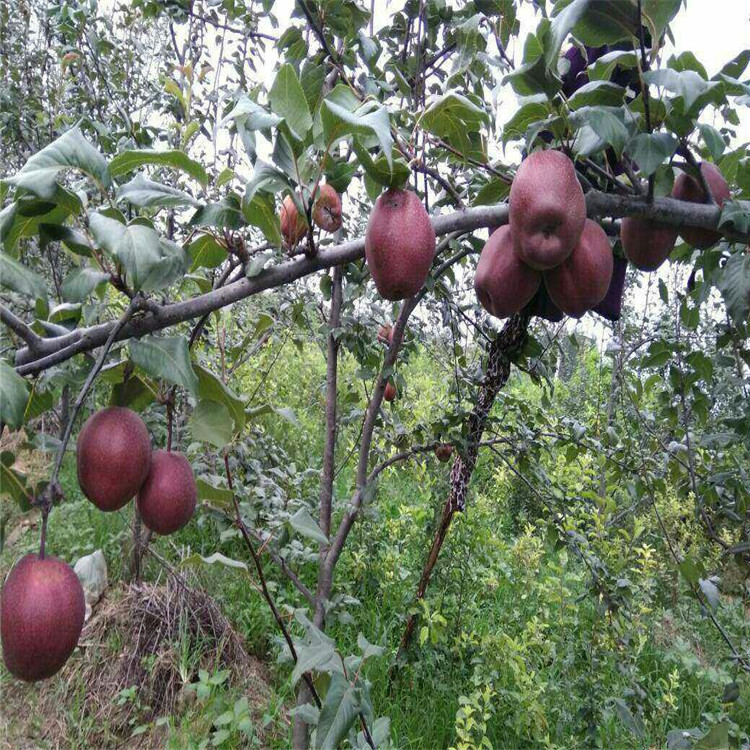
[
  {"xmin": 280, "ymin": 183, "xmax": 343, "ymax": 248},
  {"xmin": 77, "ymin": 406, "xmax": 197, "ymax": 535},
  {"xmin": 621, "ymin": 162, "xmax": 730, "ymax": 271},
  {"xmin": 476, "ymin": 151, "xmax": 613, "ymax": 320},
  {"xmin": 0, "ymin": 406, "xmax": 198, "ymax": 684}
]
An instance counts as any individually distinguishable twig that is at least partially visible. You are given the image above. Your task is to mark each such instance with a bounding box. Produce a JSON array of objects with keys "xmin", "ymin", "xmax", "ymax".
[
  {"xmin": 635, "ymin": 0, "xmax": 654, "ymax": 199},
  {"xmin": 223, "ymin": 451, "xmax": 323, "ymax": 709},
  {"xmin": 39, "ymin": 296, "xmax": 142, "ymax": 557}
]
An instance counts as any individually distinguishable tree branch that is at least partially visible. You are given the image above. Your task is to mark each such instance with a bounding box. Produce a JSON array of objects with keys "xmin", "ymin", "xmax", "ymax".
[
  {"xmin": 0, "ymin": 304, "xmax": 43, "ymax": 351},
  {"xmin": 13, "ymin": 192, "xmax": 747, "ymax": 376}
]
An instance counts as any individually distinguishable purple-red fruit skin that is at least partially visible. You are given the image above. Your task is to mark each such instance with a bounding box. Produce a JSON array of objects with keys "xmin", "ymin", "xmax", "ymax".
[
  {"xmin": 475, "ymin": 226, "xmax": 541, "ymax": 319},
  {"xmin": 1, "ymin": 554, "xmax": 85, "ymax": 682},
  {"xmin": 620, "ymin": 217, "xmax": 678, "ymax": 271},
  {"xmin": 672, "ymin": 163, "xmax": 730, "ymax": 248},
  {"xmin": 544, "ymin": 219, "xmax": 614, "ymax": 318},
  {"xmin": 76, "ymin": 406, "xmax": 151, "ymax": 512},
  {"xmin": 137, "ymin": 450, "xmax": 197, "ymax": 535},
  {"xmin": 509, "ymin": 150, "xmax": 586, "ymax": 270},
  {"xmin": 593, "ymin": 256, "xmax": 627, "ymax": 321},
  {"xmin": 365, "ymin": 188, "xmax": 436, "ymax": 301}
]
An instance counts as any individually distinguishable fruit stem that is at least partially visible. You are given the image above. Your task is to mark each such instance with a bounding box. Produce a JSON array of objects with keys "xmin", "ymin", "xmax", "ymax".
[
  {"xmin": 39, "ymin": 506, "xmax": 49, "ymax": 560},
  {"xmin": 166, "ymin": 396, "xmax": 173, "ymax": 452}
]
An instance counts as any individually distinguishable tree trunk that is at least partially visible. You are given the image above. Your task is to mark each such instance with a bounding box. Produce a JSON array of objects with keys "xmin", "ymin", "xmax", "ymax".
[{"xmin": 396, "ymin": 311, "xmax": 530, "ymax": 659}]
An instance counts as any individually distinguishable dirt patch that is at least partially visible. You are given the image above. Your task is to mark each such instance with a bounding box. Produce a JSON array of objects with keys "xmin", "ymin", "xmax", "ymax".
[{"xmin": 0, "ymin": 578, "xmax": 272, "ymax": 748}]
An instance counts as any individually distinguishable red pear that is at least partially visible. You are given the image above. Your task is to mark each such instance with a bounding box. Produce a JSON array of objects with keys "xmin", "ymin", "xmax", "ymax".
[
  {"xmin": 671, "ymin": 163, "xmax": 730, "ymax": 248},
  {"xmin": 312, "ymin": 184, "xmax": 343, "ymax": 233},
  {"xmin": 509, "ymin": 150, "xmax": 586, "ymax": 270},
  {"xmin": 280, "ymin": 194, "xmax": 307, "ymax": 248},
  {"xmin": 435, "ymin": 444, "xmax": 453, "ymax": 462},
  {"xmin": 544, "ymin": 219, "xmax": 613, "ymax": 318},
  {"xmin": 365, "ymin": 188, "xmax": 436, "ymax": 300},
  {"xmin": 620, "ymin": 217, "xmax": 678, "ymax": 271},
  {"xmin": 377, "ymin": 323, "xmax": 394, "ymax": 345},
  {"xmin": 383, "ymin": 381, "xmax": 397, "ymax": 402},
  {"xmin": 593, "ymin": 255, "xmax": 628, "ymax": 322},
  {"xmin": 474, "ymin": 225, "xmax": 541, "ymax": 319},
  {"xmin": 1, "ymin": 554, "xmax": 85, "ymax": 682},
  {"xmin": 137, "ymin": 450, "xmax": 197, "ymax": 535},
  {"xmin": 76, "ymin": 406, "xmax": 151, "ymax": 512}
]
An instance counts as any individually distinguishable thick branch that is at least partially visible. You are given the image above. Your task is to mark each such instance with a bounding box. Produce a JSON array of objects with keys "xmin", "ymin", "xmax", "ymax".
[
  {"xmin": 13, "ymin": 192, "xmax": 746, "ymax": 375},
  {"xmin": 0, "ymin": 305, "xmax": 43, "ymax": 351}
]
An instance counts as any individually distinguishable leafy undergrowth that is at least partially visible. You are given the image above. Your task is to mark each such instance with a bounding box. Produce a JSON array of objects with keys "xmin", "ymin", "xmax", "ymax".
[{"xmin": 0, "ymin": 574, "xmax": 277, "ymax": 749}]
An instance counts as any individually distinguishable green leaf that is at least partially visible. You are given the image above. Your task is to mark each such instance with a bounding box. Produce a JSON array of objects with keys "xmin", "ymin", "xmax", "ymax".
[
  {"xmin": 243, "ymin": 192, "xmax": 283, "ymax": 247},
  {"xmin": 269, "ymin": 64, "xmax": 313, "ymax": 141},
  {"xmin": 717, "ymin": 251, "xmax": 750, "ymax": 326},
  {"xmin": 0, "ymin": 252, "xmax": 46, "ymax": 299},
  {"xmin": 223, "ymin": 95, "xmax": 282, "ymax": 131},
  {"xmin": 679, "ymin": 555, "xmax": 705, "ymax": 586},
  {"xmin": 502, "ymin": 100, "xmax": 549, "ymax": 144},
  {"xmin": 588, "ymin": 50, "xmax": 638, "ymax": 81},
  {"xmin": 61, "ymin": 266, "xmax": 110, "ymax": 301},
  {"xmin": 244, "ymin": 160, "xmax": 294, "ymax": 205},
  {"xmin": 571, "ymin": 0, "xmax": 639, "ymax": 46},
  {"xmin": 129, "ymin": 335, "xmax": 198, "ymax": 396},
  {"xmin": 0, "ymin": 361, "xmax": 29, "ymax": 429},
  {"xmin": 624, "ymin": 132, "xmax": 678, "ymax": 177},
  {"xmin": 292, "ymin": 640, "xmax": 337, "ymax": 688},
  {"xmin": 321, "ymin": 97, "xmax": 393, "ymax": 169},
  {"xmin": 140, "ymin": 239, "xmax": 187, "ymax": 292},
  {"xmin": 117, "ymin": 174, "xmax": 199, "ymax": 208},
  {"xmin": 189, "ymin": 196, "xmax": 245, "ymax": 230},
  {"xmin": 195, "ymin": 364, "xmax": 245, "ymax": 433},
  {"xmin": 546, "ymin": 0, "xmax": 591, "ymax": 69},
  {"xmin": 695, "ymin": 723, "xmax": 730, "ymax": 750},
  {"xmin": 4, "ymin": 127, "xmax": 110, "ymax": 199},
  {"xmin": 473, "ymin": 179, "xmax": 511, "ymax": 206},
  {"xmin": 611, "ymin": 698, "xmax": 645, "ymax": 739},
  {"xmin": 717, "ymin": 50, "xmax": 750, "ymax": 80},
  {"xmin": 109, "ymin": 149, "xmax": 207, "ymax": 185},
  {"xmin": 88, "ymin": 212, "xmax": 162, "ymax": 290},
  {"xmin": 351, "ymin": 141, "xmax": 409, "ymax": 189},
  {"xmin": 697, "ymin": 124, "xmax": 726, "ymax": 162},
  {"xmin": 643, "ymin": 68, "xmax": 721, "ymax": 113},
  {"xmin": 356, "ymin": 633, "xmax": 385, "ymax": 661},
  {"xmin": 567, "ymin": 81, "xmax": 626, "ymax": 110},
  {"xmin": 420, "ymin": 94, "xmax": 489, "ymax": 157},
  {"xmin": 196, "ymin": 477, "xmax": 234, "ymax": 507},
  {"xmin": 39, "ymin": 224, "xmax": 92, "ymax": 256},
  {"xmin": 181, "ymin": 552, "xmax": 248, "ymax": 572},
  {"xmin": 289, "ymin": 507, "xmax": 328, "ymax": 544},
  {"xmin": 188, "ymin": 234, "xmax": 227, "ymax": 271},
  {"xmin": 0, "ymin": 452, "xmax": 33, "ymax": 510},
  {"xmin": 314, "ymin": 672, "xmax": 361, "ymax": 750},
  {"xmin": 505, "ymin": 55, "xmax": 559, "ymax": 98},
  {"xmin": 571, "ymin": 106, "xmax": 629, "ymax": 156},
  {"xmin": 190, "ymin": 400, "xmax": 233, "ymax": 448},
  {"xmin": 293, "ymin": 703, "xmax": 320, "ymax": 727}
]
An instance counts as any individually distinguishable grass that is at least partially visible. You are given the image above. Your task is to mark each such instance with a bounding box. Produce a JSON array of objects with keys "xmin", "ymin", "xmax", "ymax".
[{"xmin": 1, "ymin": 348, "xmax": 748, "ymax": 748}]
